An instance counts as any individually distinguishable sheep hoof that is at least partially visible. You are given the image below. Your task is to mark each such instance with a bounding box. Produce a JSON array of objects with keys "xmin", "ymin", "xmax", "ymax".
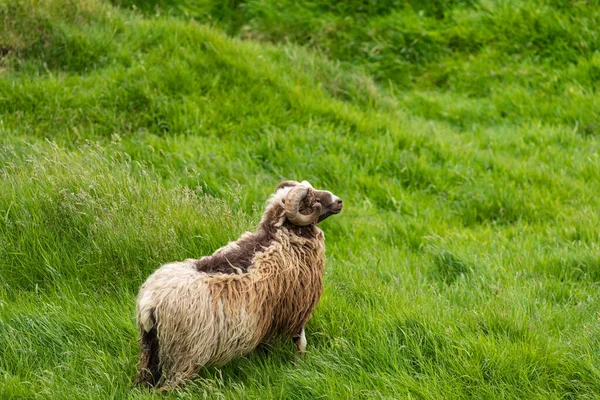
[
  {"xmin": 157, "ymin": 380, "xmax": 185, "ymax": 392},
  {"xmin": 292, "ymin": 329, "xmax": 307, "ymax": 365},
  {"xmin": 293, "ymin": 329, "xmax": 307, "ymax": 353},
  {"xmin": 293, "ymin": 351, "xmax": 305, "ymax": 366}
]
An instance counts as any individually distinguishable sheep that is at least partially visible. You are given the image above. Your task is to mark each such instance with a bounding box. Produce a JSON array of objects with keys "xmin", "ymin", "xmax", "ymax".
[{"xmin": 134, "ymin": 180, "xmax": 343, "ymax": 387}]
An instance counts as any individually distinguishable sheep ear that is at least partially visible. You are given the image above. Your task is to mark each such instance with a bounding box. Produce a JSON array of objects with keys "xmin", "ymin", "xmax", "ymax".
[{"xmin": 277, "ymin": 180, "xmax": 299, "ymax": 190}]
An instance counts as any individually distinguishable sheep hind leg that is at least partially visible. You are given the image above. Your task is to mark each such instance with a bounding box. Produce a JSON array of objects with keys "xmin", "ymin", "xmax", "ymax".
[
  {"xmin": 159, "ymin": 365, "xmax": 200, "ymax": 390},
  {"xmin": 292, "ymin": 328, "xmax": 307, "ymax": 364},
  {"xmin": 134, "ymin": 327, "xmax": 162, "ymax": 387},
  {"xmin": 158, "ymin": 374, "xmax": 198, "ymax": 392}
]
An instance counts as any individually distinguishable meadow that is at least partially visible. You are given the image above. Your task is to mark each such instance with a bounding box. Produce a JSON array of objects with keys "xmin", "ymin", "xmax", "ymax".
[{"xmin": 1, "ymin": 0, "xmax": 599, "ymax": 398}]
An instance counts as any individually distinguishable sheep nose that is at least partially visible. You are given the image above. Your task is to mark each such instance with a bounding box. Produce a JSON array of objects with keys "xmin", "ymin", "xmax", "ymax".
[{"xmin": 336, "ymin": 199, "xmax": 343, "ymax": 205}]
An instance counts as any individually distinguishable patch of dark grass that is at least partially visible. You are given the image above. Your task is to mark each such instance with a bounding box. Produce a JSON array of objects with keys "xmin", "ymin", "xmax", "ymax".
[
  {"xmin": 0, "ymin": 2, "xmax": 124, "ymax": 74},
  {"xmin": 429, "ymin": 249, "xmax": 473, "ymax": 285},
  {"xmin": 475, "ymin": 314, "xmax": 530, "ymax": 342},
  {"xmin": 581, "ymin": 123, "xmax": 600, "ymax": 138},
  {"xmin": 543, "ymin": 254, "xmax": 600, "ymax": 283}
]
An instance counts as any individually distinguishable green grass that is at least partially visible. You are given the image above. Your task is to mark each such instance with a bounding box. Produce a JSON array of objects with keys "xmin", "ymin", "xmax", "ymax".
[{"xmin": 1, "ymin": 0, "xmax": 599, "ymax": 398}]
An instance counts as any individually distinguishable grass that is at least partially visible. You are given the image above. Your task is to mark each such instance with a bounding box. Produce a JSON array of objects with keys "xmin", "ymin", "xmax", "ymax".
[{"xmin": 1, "ymin": 0, "xmax": 599, "ymax": 398}]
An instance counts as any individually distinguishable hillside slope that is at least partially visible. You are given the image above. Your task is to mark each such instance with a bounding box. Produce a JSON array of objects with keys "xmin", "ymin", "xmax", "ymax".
[{"xmin": 1, "ymin": 0, "xmax": 599, "ymax": 398}]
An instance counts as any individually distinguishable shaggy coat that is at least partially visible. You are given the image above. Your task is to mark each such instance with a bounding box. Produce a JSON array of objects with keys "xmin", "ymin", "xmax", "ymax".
[{"xmin": 135, "ymin": 181, "xmax": 342, "ymax": 387}]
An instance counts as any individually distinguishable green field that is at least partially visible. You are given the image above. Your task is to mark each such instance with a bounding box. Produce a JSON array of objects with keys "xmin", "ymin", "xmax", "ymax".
[{"xmin": 1, "ymin": 0, "xmax": 599, "ymax": 398}]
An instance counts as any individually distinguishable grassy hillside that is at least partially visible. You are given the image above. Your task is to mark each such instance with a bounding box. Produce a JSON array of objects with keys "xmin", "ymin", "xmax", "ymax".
[{"xmin": 1, "ymin": 0, "xmax": 599, "ymax": 398}]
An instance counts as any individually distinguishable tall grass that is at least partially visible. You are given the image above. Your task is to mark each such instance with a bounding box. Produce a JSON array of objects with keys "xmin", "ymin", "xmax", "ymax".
[{"xmin": 1, "ymin": 0, "xmax": 599, "ymax": 398}]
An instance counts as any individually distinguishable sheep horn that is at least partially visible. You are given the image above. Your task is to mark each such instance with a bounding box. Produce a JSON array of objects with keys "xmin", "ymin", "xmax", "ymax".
[{"xmin": 285, "ymin": 186, "xmax": 321, "ymax": 226}]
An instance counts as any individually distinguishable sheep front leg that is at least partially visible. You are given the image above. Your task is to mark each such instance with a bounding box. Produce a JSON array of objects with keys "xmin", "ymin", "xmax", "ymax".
[{"xmin": 292, "ymin": 328, "xmax": 307, "ymax": 363}]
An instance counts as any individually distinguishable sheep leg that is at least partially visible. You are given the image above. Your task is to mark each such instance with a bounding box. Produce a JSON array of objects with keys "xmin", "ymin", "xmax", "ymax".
[
  {"xmin": 158, "ymin": 376, "xmax": 188, "ymax": 391},
  {"xmin": 134, "ymin": 327, "xmax": 162, "ymax": 387},
  {"xmin": 134, "ymin": 349, "xmax": 151, "ymax": 387},
  {"xmin": 292, "ymin": 328, "xmax": 307, "ymax": 363},
  {"xmin": 293, "ymin": 329, "xmax": 307, "ymax": 353},
  {"xmin": 159, "ymin": 358, "xmax": 201, "ymax": 390},
  {"xmin": 256, "ymin": 341, "xmax": 273, "ymax": 355}
]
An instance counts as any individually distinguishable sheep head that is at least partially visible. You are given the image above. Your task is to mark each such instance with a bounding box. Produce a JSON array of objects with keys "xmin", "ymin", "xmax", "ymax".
[{"xmin": 276, "ymin": 180, "xmax": 343, "ymax": 226}]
